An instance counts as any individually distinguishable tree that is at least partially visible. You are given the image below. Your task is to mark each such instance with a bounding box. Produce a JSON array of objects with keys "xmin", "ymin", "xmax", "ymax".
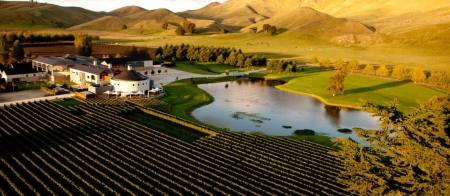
[
  {"xmin": 391, "ymin": 65, "xmax": 408, "ymax": 80},
  {"xmin": 321, "ymin": 57, "xmax": 331, "ymax": 68},
  {"xmin": 331, "ymin": 96, "xmax": 450, "ymax": 195},
  {"xmin": 441, "ymin": 71, "xmax": 450, "ymax": 89},
  {"xmin": 162, "ymin": 22, "xmax": 168, "ymax": 30},
  {"xmin": 122, "ymin": 24, "xmax": 127, "ymax": 29},
  {"xmin": 125, "ymin": 45, "xmax": 139, "ymax": 57},
  {"xmin": 236, "ymin": 54, "xmax": 244, "ymax": 68},
  {"xmin": 220, "ymin": 28, "xmax": 228, "ymax": 34},
  {"xmin": 182, "ymin": 19, "xmax": 196, "ymax": 34},
  {"xmin": 11, "ymin": 40, "xmax": 25, "ymax": 62},
  {"xmin": 268, "ymin": 25, "xmax": 277, "ymax": 35},
  {"xmin": 428, "ymin": 71, "xmax": 442, "ymax": 86},
  {"xmin": 310, "ymin": 56, "xmax": 319, "ymax": 65},
  {"xmin": 376, "ymin": 64, "xmax": 389, "ymax": 77},
  {"xmin": 115, "ymin": 53, "xmax": 121, "ymax": 58},
  {"xmin": 74, "ymin": 34, "xmax": 93, "ymax": 56},
  {"xmin": 334, "ymin": 58, "xmax": 345, "ymax": 70},
  {"xmin": 244, "ymin": 57, "xmax": 252, "ymax": 68},
  {"xmin": 175, "ymin": 27, "xmax": 185, "ymax": 35},
  {"xmin": 0, "ymin": 40, "xmax": 9, "ymax": 65},
  {"xmin": 216, "ymin": 54, "xmax": 224, "ymax": 64},
  {"xmin": 410, "ymin": 66, "xmax": 426, "ymax": 84},
  {"xmin": 137, "ymin": 47, "xmax": 151, "ymax": 58},
  {"xmin": 266, "ymin": 59, "xmax": 275, "ymax": 72},
  {"xmin": 249, "ymin": 27, "xmax": 257, "ymax": 33},
  {"xmin": 326, "ymin": 69, "xmax": 347, "ymax": 96},
  {"xmin": 362, "ymin": 64, "xmax": 375, "ymax": 75},
  {"xmin": 347, "ymin": 58, "xmax": 359, "ymax": 73}
]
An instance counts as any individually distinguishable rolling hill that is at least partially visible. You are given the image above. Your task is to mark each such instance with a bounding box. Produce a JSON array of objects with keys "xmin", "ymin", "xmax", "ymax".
[{"xmin": 0, "ymin": 1, "xmax": 104, "ymax": 28}]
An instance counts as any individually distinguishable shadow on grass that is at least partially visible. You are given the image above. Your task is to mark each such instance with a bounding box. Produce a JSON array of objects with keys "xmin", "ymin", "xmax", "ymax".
[{"xmin": 345, "ymin": 81, "xmax": 407, "ymax": 94}]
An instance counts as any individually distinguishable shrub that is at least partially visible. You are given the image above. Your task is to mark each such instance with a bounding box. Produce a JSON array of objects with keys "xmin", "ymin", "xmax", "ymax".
[
  {"xmin": 293, "ymin": 129, "xmax": 315, "ymax": 135},
  {"xmin": 337, "ymin": 128, "xmax": 353, "ymax": 134}
]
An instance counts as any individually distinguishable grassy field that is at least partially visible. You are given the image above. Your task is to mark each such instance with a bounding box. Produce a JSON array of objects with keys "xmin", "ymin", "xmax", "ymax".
[
  {"xmin": 252, "ymin": 67, "xmax": 448, "ymax": 113},
  {"xmin": 93, "ymin": 32, "xmax": 450, "ymax": 72},
  {"xmin": 170, "ymin": 61, "xmax": 264, "ymax": 74}
]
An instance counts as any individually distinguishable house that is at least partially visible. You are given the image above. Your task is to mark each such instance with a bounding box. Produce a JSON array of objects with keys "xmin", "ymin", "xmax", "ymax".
[
  {"xmin": 31, "ymin": 55, "xmax": 101, "ymax": 82},
  {"xmin": 0, "ymin": 62, "xmax": 44, "ymax": 83},
  {"xmin": 100, "ymin": 57, "xmax": 153, "ymax": 73},
  {"xmin": 110, "ymin": 65, "xmax": 153, "ymax": 96},
  {"xmin": 70, "ymin": 64, "xmax": 113, "ymax": 86}
]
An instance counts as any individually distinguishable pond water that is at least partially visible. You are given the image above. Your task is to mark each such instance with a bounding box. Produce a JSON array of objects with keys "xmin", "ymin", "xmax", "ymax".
[{"xmin": 191, "ymin": 78, "xmax": 381, "ymax": 143}]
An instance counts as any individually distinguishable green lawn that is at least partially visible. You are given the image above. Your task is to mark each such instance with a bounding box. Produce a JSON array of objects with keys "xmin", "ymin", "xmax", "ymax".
[
  {"xmin": 253, "ymin": 67, "xmax": 448, "ymax": 113},
  {"xmin": 160, "ymin": 76, "xmax": 236, "ymax": 121},
  {"xmin": 169, "ymin": 61, "xmax": 263, "ymax": 74}
]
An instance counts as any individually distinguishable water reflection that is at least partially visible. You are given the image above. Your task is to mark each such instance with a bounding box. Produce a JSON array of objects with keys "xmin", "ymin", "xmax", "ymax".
[
  {"xmin": 324, "ymin": 105, "xmax": 340, "ymax": 127},
  {"xmin": 192, "ymin": 78, "xmax": 380, "ymax": 143}
]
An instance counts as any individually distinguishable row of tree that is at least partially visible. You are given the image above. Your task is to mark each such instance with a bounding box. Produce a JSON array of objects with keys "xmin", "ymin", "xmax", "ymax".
[
  {"xmin": 312, "ymin": 56, "xmax": 450, "ymax": 88},
  {"xmin": 1, "ymin": 31, "xmax": 99, "ymax": 45},
  {"xmin": 155, "ymin": 44, "xmax": 267, "ymax": 68},
  {"xmin": 266, "ymin": 59, "xmax": 297, "ymax": 73}
]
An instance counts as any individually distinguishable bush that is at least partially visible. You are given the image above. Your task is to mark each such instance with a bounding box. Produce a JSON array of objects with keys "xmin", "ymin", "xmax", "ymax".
[
  {"xmin": 293, "ymin": 129, "xmax": 315, "ymax": 135},
  {"xmin": 337, "ymin": 128, "xmax": 353, "ymax": 134}
]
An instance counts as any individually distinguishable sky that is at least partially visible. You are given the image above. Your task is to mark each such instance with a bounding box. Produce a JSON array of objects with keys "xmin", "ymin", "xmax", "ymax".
[{"xmin": 8, "ymin": 0, "xmax": 228, "ymax": 12}]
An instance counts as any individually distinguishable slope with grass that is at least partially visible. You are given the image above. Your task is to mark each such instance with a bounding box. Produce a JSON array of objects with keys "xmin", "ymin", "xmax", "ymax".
[
  {"xmin": 259, "ymin": 68, "xmax": 448, "ymax": 113},
  {"xmin": 0, "ymin": 1, "xmax": 103, "ymax": 28}
]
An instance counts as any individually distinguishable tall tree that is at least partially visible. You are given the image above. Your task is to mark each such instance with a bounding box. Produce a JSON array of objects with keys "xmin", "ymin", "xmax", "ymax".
[
  {"xmin": 321, "ymin": 57, "xmax": 331, "ymax": 68},
  {"xmin": 125, "ymin": 45, "xmax": 139, "ymax": 57},
  {"xmin": 244, "ymin": 57, "xmax": 252, "ymax": 68},
  {"xmin": 331, "ymin": 96, "xmax": 450, "ymax": 195},
  {"xmin": 391, "ymin": 65, "xmax": 408, "ymax": 80},
  {"xmin": 334, "ymin": 58, "xmax": 345, "ymax": 70},
  {"xmin": 74, "ymin": 34, "xmax": 93, "ymax": 56},
  {"xmin": 326, "ymin": 69, "xmax": 347, "ymax": 96},
  {"xmin": 362, "ymin": 64, "xmax": 375, "ymax": 75},
  {"xmin": 410, "ymin": 66, "xmax": 426, "ymax": 83},
  {"xmin": 347, "ymin": 58, "xmax": 359, "ymax": 73},
  {"xmin": 428, "ymin": 71, "xmax": 442, "ymax": 86},
  {"xmin": 266, "ymin": 59, "xmax": 275, "ymax": 72},
  {"xmin": 376, "ymin": 64, "xmax": 389, "ymax": 78},
  {"xmin": 216, "ymin": 54, "xmax": 224, "ymax": 64},
  {"xmin": 441, "ymin": 71, "xmax": 450, "ymax": 89},
  {"xmin": 0, "ymin": 40, "xmax": 9, "ymax": 65},
  {"xmin": 175, "ymin": 27, "xmax": 185, "ymax": 35},
  {"xmin": 11, "ymin": 40, "xmax": 25, "ymax": 62},
  {"xmin": 310, "ymin": 56, "xmax": 319, "ymax": 65},
  {"xmin": 182, "ymin": 19, "xmax": 196, "ymax": 34},
  {"xmin": 162, "ymin": 22, "xmax": 168, "ymax": 30}
]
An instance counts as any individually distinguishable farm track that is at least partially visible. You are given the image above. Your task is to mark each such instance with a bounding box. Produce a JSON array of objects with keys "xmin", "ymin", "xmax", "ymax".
[{"xmin": 0, "ymin": 100, "xmax": 350, "ymax": 195}]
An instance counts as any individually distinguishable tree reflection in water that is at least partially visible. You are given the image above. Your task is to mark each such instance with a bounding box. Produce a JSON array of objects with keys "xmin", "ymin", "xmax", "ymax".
[{"xmin": 324, "ymin": 105, "xmax": 341, "ymax": 127}]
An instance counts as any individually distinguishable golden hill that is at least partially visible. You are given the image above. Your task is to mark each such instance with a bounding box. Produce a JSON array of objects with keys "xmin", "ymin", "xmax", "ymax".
[
  {"xmin": 0, "ymin": 1, "xmax": 103, "ymax": 27},
  {"xmin": 108, "ymin": 6, "xmax": 147, "ymax": 17}
]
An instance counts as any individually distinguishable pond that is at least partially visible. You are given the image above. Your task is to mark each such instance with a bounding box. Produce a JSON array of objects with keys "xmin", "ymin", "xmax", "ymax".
[{"xmin": 191, "ymin": 78, "xmax": 381, "ymax": 143}]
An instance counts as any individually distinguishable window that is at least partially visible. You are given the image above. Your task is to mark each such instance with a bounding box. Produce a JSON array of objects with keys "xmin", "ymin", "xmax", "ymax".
[
  {"xmin": 26, "ymin": 74, "xmax": 28, "ymax": 77},
  {"xmin": 76, "ymin": 72, "xmax": 78, "ymax": 75},
  {"xmin": 91, "ymin": 75, "xmax": 95, "ymax": 80},
  {"xmin": 138, "ymin": 84, "xmax": 140, "ymax": 86},
  {"xmin": 87, "ymin": 76, "xmax": 90, "ymax": 79},
  {"xmin": 33, "ymin": 74, "xmax": 36, "ymax": 76},
  {"xmin": 133, "ymin": 84, "xmax": 135, "ymax": 86}
]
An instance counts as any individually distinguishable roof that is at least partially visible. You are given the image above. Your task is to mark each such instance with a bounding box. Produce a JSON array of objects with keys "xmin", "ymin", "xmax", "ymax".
[
  {"xmin": 101, "ymin": 57, "xmax": 152, "ymax": 66},
  {"xmin": 71, "ymin": 64, "xmax": 109, "ymax": 75},
  {"xmin": 33, "ymin": 56, "xmax": 77, "ymax": 66},
  {"xmin": 111, "ymin": 70, "xmax": 148, "ymax": 81},
  {"xmin": 1, "ymin": 62, "xmax": 41, "ymax": 75}
]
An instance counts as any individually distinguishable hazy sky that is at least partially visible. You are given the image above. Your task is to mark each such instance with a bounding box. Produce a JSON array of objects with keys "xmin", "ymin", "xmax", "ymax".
[{"xmin": 9, "ymin": 0, "xmax": 228, "ymax": 12}]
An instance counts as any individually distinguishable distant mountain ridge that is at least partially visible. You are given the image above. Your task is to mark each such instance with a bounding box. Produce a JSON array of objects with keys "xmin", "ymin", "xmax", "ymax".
[{"xmin": 1, "ymin": 0, "xmax": 449, "ymax": 46}]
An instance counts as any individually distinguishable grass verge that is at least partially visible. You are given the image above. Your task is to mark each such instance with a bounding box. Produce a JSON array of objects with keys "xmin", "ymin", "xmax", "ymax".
[{"xmin": 169, "ymin": 61, "xmax": 263, "ymax": 74}]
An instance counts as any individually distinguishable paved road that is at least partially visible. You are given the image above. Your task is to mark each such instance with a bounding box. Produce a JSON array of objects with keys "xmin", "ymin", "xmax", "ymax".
[{"xmin": 0, "ymin": 67, "xmax": 264, "ymax": 106}]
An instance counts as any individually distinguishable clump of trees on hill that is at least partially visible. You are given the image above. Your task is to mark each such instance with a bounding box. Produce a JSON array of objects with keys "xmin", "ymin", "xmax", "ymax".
[
  {"xmin": 262, "ymin": 24, "xmax": 277, "ymax": 35},
  {"xmin": 175, "ymin": 19, "xmax": 196, "ymax": 35},
  {"xmin": 154, "ymin": 44, "xmax": 267, "ymax": 68},
  {"xmin": 125, "ymin": 45, "xmax": 151, "ymax": 58}
]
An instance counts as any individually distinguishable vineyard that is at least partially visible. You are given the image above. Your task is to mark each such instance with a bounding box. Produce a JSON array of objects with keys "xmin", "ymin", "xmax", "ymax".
[{"xmin": 0, "ymin": 100, "xmax": 350, "ymax": 195}]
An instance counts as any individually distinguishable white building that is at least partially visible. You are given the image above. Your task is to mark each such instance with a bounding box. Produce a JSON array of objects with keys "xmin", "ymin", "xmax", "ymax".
[
  {"xmin": 70, "ymin": 64, "xmax": 113, "ymax": 86},
  {"xmin": 110, "ymin": 65, "xmax": 152, "ymax": 95}
]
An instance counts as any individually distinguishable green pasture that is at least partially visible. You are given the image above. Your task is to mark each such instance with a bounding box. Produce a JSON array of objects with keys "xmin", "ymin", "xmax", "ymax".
[
  {"xmin": 255, "ymin": 67, "xmax": 448, "ymax": 113},
  {"xmin": 170, "ymin": 61, "xmax": 263, "ymax": 74},
  {"xmin": 100, "ymin": 32, "xmax": 450, "ymax": 71},
  {"xmin": 160, "ymin": 76, "xmax": 236, "ymax": 121}
]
